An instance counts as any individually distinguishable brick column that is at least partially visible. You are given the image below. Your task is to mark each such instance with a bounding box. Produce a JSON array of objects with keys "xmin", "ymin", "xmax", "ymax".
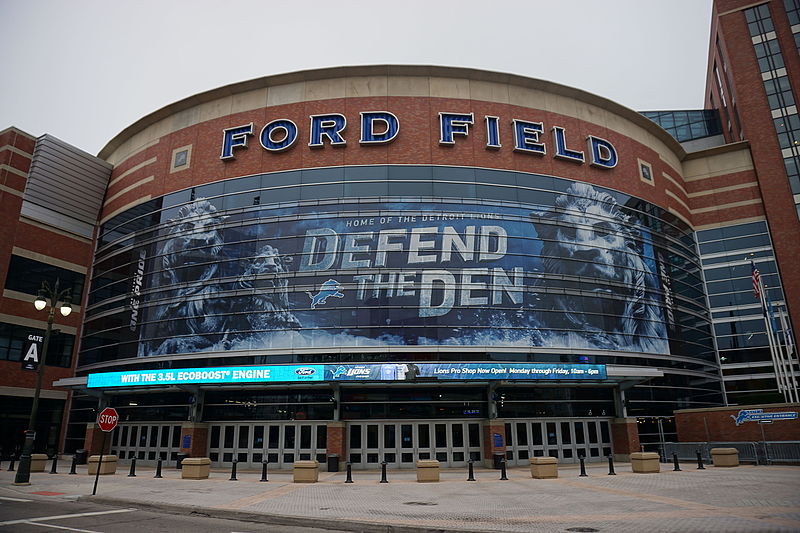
[
  {"xmin": 83, "ymin": 424, "xmax": 111, "ymax": 455},
  {"xmin": 611, "ymin": 417, "xmax": 640, "ymax": 462},
  {"xmin": 482, "ymin": 419, "xmax": 507, "ymax": 468},
  {"xmin": 326, "ymin": 421, "xmax": 346, "ymax": 461},
  {"xmin": 179, "ymin": 423, "xmax": 209, "ymax": 458}
]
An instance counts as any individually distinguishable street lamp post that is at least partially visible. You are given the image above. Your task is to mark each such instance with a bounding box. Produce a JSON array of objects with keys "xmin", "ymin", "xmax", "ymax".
[{"xmin": 14, "ymin": 279, "xmax": 71, "ymax": 485}]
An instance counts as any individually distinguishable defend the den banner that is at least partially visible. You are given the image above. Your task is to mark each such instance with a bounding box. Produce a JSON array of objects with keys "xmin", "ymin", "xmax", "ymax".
[
  {"xmin": 122, "ymin": 181, "xmax": 677, "ymax": 359},
  {"xmin": 86, "ymin": 363, "xmax": 607, "ymax": 388}
]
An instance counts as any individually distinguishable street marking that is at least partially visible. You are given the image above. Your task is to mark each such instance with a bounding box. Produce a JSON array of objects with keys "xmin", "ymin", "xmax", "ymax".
[
  {"xmin": 0, "ymin": 496, "xmax": 33, "ymax": 502},
  {"xmin": 17, "ymin": 522, "xmax": 102, "ymax": 533},
  {"xmin": 0, "ymin": 508, "xmax": 135, "ymax": 526}
]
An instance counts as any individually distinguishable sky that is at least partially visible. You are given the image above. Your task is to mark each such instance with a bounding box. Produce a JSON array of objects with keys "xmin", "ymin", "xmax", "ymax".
[{"xmin": 0, "ymin": 0, "xmax": 713, "ymax": 157}]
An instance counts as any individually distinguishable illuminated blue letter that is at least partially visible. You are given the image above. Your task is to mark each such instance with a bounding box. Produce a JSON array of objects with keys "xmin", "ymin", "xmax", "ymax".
[
  {"xmin": 360, "ymin": 112, "xmax": 399, "ymax": 144},
  {"xmin": 485, "ymin": 116, "xmax": 501, "ymax": 149},
  {"xmin": 587, "ymin": 135, "xmax": 618, "ymax": 168},
  {"xmin": 552, "ymin": 126, "xmax": 584, "ymax": 163},
  {"xmin": 512, "ymin": 119, "xmax": 545, "ymax": 155},
  {"xmin": 220, "ymin": 123, "xmax": 254, "ymax": 160},
  {"xmin": 260, "ymin": 119, "xmax": 298, "ymax": 152},
  {"xmin": 309, "ymin": 114, "xmax": 347, "ymax": 148},
  {"xmin": 439, "ymin": 113, "xmax": 474, "ymax": 145}
]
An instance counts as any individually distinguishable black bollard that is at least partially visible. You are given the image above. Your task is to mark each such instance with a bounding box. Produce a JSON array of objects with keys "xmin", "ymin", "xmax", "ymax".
[
  {"xmin": 467, "ymin": 458, "xmax": 476, "ymax": 481},
  {"xmin": 49, "ymin": 454, "xmax": 58, "ymax": 474},
  {"xmin": 260, "ymin": 460, "xmax": 269, "ymax": 482},
  {"xmin": 345, "ymin": 461, "xmax": 353, "ymax": 483},
  {"xmin": 672, "ymin": 452, "xmax": 681, "ymax": 472},
  {"xmin": 69, "ymin": 455, "xmax": 77, "ymax": 475},
  {"xmin": 579, "ymin": 454, "xmax": 588, "ymax": 477},
  {"xmin": 229, "ymin": 459, "xmax": 238, "ymax": 481},
  {"xmin": 154, "ymin": 458, "xmax": 163, "ymax": 478},
  {"xmin": 499, "ymin": 458, "xmax": 508, "ymax": 480},
  {"xmin": 379, "ymin": 461, "xmax": 388, "ymax": 483},
  {"xmin": 607, "ymin": 454, "xmax": 616, "ymax": 475},
  {"xmin": 696, "ymin": 450, "xmax": 705, "ymax": 470},
  {"xmin": 128, "ymin": 457, "xmax": 137, "ymax": 477},
  {"xmin": 7, "ymin": 455, "xmax": 15, "ymax": 472}
]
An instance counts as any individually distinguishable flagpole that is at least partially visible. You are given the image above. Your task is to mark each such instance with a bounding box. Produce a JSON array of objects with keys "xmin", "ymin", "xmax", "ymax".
[
  {"xmin": 759, "ymin": 276, "xmax": 790, "ymax": 401},
  {"xmin": 770, "ymin": 296, "xmax": 796, "ymax": 403},
  {"xmin": 778, "ymin": 305, "xmax": 799, "ymax": 402}
]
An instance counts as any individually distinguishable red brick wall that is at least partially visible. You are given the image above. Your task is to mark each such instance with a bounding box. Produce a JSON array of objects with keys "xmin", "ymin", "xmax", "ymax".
[
  {"xmin": 610, "ymin": 418, "xmax": 640, "ymax": 455},
  {"xmin": 675, "ymin": 403, "xmax": 800, "ymax": 442},
  {"xmin": 707, "ymin": 0, "xmax": 800, "ymax": 343},
  {"xmin": 101, "ymin": 97, "xmax": 686, "ymax": 226},
  {"xmin": 326, "ymin": 423, "xmax": 346, "ymax": 458}
]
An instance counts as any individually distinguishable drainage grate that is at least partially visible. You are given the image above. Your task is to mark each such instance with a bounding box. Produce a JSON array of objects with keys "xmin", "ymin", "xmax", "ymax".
[
  {"xmin": 402, "ymin": 501, "xmax": 438, "ymax": 506},
  {"xmin": 565, "ymin": 528, "xmax": 600, "ymax": 532}
]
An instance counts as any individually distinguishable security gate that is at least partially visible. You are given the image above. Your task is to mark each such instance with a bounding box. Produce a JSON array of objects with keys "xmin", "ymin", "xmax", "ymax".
[
  {"xmin": 347, "ymin": 420, "xmax": 482, "ymax": 469},
  {"xmin": 111, "ymin": 423, "xmax": 183, "ymax": 465},
  {"xmin": 207, "ymin": 422, "xmax": 328, "ymax": 469},
  {"xmin": 504, "ymin": 418, "xmax": 613, "ymax": 465}
]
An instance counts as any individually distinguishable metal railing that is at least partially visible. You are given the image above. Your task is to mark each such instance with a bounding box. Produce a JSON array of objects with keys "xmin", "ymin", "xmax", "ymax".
[{"xmin": 660, "ymin": 441, "xmax": 800, "ymax": 465}]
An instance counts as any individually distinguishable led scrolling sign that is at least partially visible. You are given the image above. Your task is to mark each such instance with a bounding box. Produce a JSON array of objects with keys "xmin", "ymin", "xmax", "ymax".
[{"xmin": 220, "ymin": 112, "xmax": 619, "ymax": 169}]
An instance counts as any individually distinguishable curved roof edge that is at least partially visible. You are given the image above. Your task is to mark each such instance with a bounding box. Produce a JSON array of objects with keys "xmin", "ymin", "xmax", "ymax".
[{"xmin": 98, "ymin": 64, "xmax": 686, "ymax": 161}]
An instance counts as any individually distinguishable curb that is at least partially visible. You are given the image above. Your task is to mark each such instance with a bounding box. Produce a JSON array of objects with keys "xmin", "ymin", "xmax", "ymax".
[{"xmin": 80, "ymin": 495, "xmax": 496, "ymax": 533}]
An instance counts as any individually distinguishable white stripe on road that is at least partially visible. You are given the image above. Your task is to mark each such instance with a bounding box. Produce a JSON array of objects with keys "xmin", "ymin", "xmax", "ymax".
[
  {"xmin": 0, "ymin": 508, "xmax": 135, "ymax": 526},
  {"xmin": 0, "ymin": 496, "xmax": 33, "ymax": 502},
  {"xmin": 19, "ymin": 521, "xmax": 102, "ymax": 533}
]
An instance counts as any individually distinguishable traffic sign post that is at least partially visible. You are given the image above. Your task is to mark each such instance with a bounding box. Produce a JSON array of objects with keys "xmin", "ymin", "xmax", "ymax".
[{"xmin": 92, "ymin": 407, "xmax": 118, "ymax": 496}]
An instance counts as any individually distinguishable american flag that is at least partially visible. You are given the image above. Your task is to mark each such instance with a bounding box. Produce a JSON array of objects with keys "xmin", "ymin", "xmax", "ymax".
[{"xmin": 751, "ymin": 261, "xmax": 761, "ymax": 300}]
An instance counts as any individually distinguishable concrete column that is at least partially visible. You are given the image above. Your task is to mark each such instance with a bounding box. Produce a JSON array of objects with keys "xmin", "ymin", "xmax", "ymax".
[
  {"xmin": 611, "ymin": 417, "xmax": 640, "ymax": 462},
  {"xmin": 481, "ymin": 419, "xmax": 507, "ymax": 468},
  {"xmin": 179, "ymin": 422, "xmax": 209, "ymax": 457},
  {"xmin": 83, "ymin": 423, "xmax": 111, "ymax": 455},
  {"xmin": 326, "ymin": 421, "xmax": 346, "ymax": 460}
]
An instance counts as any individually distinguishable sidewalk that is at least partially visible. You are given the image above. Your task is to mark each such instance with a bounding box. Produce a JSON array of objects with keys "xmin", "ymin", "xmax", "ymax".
[{"xmin": 2, "ymin": 461, "xmax": 799, "ymax": 532}]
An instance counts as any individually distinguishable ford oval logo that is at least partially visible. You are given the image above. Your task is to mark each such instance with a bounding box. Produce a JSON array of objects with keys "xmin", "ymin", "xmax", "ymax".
[{"xmin": 295, "ymin": 367, "xmax": 316, "ymax": 376}]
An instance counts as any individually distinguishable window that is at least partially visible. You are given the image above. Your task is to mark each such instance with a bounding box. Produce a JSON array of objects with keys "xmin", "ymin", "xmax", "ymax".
[
  {"xmin": 0, "ymin": 322, "xmax": 74, "ymax": 367},
  {"xmin": 5, "ymin": 255, "xmax": 85, "ymax": 298}
]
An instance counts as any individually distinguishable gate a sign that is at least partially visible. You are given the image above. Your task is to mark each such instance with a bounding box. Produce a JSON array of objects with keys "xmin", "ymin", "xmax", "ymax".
[
  {"xmin": 97, "ymin": 407, "xmax": 119, "ymax": 432},
  {"xmin": 21, "ymin": 334, "xmax": 44, "ymax": 371}
]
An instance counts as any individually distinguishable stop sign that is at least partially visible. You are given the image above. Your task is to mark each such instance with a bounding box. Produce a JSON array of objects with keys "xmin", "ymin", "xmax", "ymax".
[{"xmin": 97, "ymin": 407, "xmax": 119, "ymax": 432}]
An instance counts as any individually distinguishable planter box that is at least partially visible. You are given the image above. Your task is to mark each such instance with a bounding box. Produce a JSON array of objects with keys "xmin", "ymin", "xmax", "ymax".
[
  {"xmin": 88, "ymin": 455, "xmax": 118, "ymax": 475},
  {"xmin": 529, "ymin": 456, "xmax": 558, "ymax": 479},
  {"xmin": 293, "ymin": 460, "xmax": 319, "ymax": 483},
  {"xmin": 416, "ymin": 460, "xmax": 440, "ymax": 482},
  {"xmin": 630, "ymin": 452, "xmax": 660, "ymax": 473},
  {"xmin": 181, "ymin": 457, "xmax": 211, "ymax": 479},
  {"xmin": 30, "ymin": 454, "xmax": 49, "ymax": 473},
  {"xmin": 711, "ymin": 448, "xmax": 739, "ymax": 467}
]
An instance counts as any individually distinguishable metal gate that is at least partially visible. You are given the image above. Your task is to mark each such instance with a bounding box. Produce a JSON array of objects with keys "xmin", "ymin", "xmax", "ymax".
[{"xmin": 504, "ymin": 418, "xmax": 613, "ymax": 465}]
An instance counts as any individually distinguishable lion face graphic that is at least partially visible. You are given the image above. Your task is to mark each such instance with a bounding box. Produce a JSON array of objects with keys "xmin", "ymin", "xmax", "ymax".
[
  {"xmin": 138, "ymin": 201, "xmax": 301, "ymax": 356},
  {"xmin": 235, "ymin": 244, "xmax": 301, "ymax": 331},
  {"xmin": 531, "ymin": 183, "xmax": 668, "ymax": 353}
]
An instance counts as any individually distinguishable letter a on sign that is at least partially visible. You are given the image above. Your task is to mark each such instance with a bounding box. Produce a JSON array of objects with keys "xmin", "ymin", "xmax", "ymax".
[{"xmin": 21, "ymin": 337, "xmax": 42, "ymax": 371}]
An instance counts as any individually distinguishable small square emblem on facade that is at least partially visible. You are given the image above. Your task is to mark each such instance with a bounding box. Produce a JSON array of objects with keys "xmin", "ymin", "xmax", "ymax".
[{"xmin": 174, "ymin": 150, "xmax": 188, "ymax": 168}]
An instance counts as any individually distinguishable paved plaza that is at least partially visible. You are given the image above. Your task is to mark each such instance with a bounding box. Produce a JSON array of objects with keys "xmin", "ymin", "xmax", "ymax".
[{"xmin": 1, "ymin": 461, "xmax": 799, "ymax": 532}]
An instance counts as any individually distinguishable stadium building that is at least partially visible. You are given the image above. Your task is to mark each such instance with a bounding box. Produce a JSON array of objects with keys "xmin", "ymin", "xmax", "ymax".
[{"xmin": 1, "ymin": 0, "xmax": 797, "ymax": 469}]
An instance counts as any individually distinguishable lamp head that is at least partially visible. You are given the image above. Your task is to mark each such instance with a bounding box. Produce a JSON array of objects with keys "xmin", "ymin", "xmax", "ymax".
[
  {"xmin": 34, "ymin": 290, "xmax": 47, "ymax": 311},
  {"xmin": 59, "ymin": 295, "xmax": 73, "ymax": 317}
]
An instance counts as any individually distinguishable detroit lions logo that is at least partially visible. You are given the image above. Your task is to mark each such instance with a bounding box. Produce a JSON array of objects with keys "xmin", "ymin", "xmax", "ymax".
[
  {"xmin": 331, "ymin": 365, "xmax": 347, "ymax": 378},
  {"xmin": 306, "ymin": 279, "xmax": 344, "ymax": 309}
]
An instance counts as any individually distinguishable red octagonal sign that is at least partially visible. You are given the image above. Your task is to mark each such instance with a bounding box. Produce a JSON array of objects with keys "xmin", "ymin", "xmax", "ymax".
[{"xmin": 97, "ymin": 407, "xmax": 119, "ymax": 432}]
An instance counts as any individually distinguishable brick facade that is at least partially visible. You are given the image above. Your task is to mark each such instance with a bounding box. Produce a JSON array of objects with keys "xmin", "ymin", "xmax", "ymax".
[{"xmin": 675, "ymin": 403, "xmax": 800, "ymax": 442}]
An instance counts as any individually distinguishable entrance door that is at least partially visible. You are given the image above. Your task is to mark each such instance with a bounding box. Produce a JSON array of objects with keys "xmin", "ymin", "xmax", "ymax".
[
  {"xmin": 207, "ymin": 422, "xmax": 327, "ymax": 469},
  {"xmin": 348, "ymin": 420, "xmax": 481, "ymax": 469},
  {"xmin": 505, "ymin": 418, "xmax": 612, "ymax": 465},
  {"xmin": 111, "ymin": 423, "xmax": 182, "ymax": 465}
]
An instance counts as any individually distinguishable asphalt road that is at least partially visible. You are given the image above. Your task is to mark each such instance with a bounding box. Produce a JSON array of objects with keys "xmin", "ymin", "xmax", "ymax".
[{"xmin": 0, "ymin": 496, "xmax": 354, "ymax": 533}]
